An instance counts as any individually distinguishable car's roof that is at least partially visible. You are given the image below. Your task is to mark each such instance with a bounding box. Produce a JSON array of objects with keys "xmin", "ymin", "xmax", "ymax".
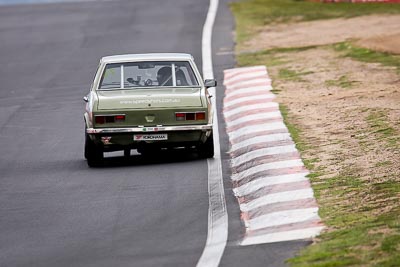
[{"xmin": 101, "ymin": 53, "xmax": 194, "ymax": 64}]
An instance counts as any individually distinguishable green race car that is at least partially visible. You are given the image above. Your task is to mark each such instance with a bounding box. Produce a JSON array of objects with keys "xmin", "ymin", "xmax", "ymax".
[{"xmin": 83, "ymin": 53, "xmax": 216, "ymax": 167}]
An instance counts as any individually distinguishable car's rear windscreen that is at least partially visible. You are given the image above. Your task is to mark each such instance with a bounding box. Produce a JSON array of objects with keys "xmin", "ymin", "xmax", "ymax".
[{"xmin": 99, "ymin": 61, "xmax": 199, "ymax": 90}]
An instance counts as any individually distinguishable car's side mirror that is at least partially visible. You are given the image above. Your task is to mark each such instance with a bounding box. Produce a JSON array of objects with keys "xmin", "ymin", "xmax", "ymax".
[
  {"xmin": 204, "ymin": 79, "xmax": 217, "ymax": 88},
  {"xmin": 83, "ymin": 96, "xmax": 89, "ymax": 102}
]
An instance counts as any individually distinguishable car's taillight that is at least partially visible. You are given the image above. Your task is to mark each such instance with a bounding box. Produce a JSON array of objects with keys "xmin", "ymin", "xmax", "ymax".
[
  {"xmin": 95, "ymin": 115, "xmax": 125, "ymax": 124},
  {"xmin": 196, "ymin": 112, "xmax": 206, "ymax": 120},
  {"xmin": 175, "ymin": 112, "xmax": 206, "ymax": 121},
  {"xmin": 176, "ymin": 113, "xmax": 185, "ymax": 121},
  {"xmin": 114, "ymin": 115, "xmax": 125, "ymax": 123}
]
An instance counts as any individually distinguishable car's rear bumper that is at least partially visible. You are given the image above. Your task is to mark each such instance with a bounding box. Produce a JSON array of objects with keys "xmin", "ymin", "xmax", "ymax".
[{"xmin": 86, "ymin": 124, "xmax": 213, "ymax": 134}]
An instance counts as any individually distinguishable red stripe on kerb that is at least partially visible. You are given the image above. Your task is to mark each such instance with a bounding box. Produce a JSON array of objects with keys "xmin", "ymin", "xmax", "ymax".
[
  {"xmin": 230, "ymin": 140, "xmax": 295, "ymax": 158},
  {"xmin": 230, "ymin": 129, "xmax": 289, "ymax": 145},
  {"xmin": 246, "ymin": 198, "xmax": 318, "ymax": 220},
  {"xmin": 245, "ymin": 219, "xmax": 324, "ymax": 236},
  {"xmin": 225, "ymin": 107, "xmax": 280, "ymax": 122},
  {"xmin": 224, "ymin": 91, "xmax": 274, "ymax": 103},
  {"xmin": 241, "ymin": 211, "xmax": 250, "ymax": 222},
  {"xmin": 223, "ymin": 98, "xmax": 275, "ymax": 113},
  {"xmin": 237, "ymin": 181, "xmax": 312, "ymax": 204},
  {"xmin": 224, "ymin": 74, "xmax": 269, "ymax": 87},
  {"xmin": 226, "ymin": 118, "xmax": 282, "ymax": 133},
  {"xmin": 232, "ymin": 152, "xmax": 300, "ymax": 174},
  {"xmin": 234, "ymin": 166, "xmax": 308, "ymax": 188}
]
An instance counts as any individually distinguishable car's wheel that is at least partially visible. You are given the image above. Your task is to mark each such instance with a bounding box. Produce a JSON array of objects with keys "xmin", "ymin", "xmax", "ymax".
[
  {"xmin": 85, "ymin": 133, "xmax": 103, "ymax": 167},
  {"xmin": 84, "ymin": 132, "xmax": 90, "ymax": 160},
  {"xmin": 198, "ymin": 134, "xmax": 214, "ymax": 158}
]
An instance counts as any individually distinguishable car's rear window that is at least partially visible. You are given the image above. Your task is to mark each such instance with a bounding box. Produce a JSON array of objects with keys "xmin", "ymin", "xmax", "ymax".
[{"xmin": 99, "ymin": 61, "xmax": 199, "ymax": 89}]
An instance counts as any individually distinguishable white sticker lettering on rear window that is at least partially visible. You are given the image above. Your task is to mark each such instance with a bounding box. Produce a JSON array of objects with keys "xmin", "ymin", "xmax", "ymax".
[{"xmin": 120, "ymin": 99, "xmax": 181, "ymax": 104}]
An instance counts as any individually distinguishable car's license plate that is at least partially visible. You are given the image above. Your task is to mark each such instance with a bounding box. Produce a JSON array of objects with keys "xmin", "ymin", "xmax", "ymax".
[{"xmin": 134, "ymin": 134, "xmax": 168, "ymax": 141}]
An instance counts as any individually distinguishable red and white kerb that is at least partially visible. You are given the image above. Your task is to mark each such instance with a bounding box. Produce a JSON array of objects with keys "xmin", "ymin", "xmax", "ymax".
[{"xmin": 223, "ymin": 66, "xmax": 324, "ymax": 245}]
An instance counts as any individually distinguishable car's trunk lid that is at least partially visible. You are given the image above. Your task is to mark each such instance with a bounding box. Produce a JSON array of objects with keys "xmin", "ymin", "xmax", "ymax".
[{"xmin": 96, "ymin": 88, "xmax": 203, "ymax": 110}]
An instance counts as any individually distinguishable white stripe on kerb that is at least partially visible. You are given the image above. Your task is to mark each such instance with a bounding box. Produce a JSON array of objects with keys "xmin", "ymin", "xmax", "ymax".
[
  {"xmin": 197, "ymin": 0, "xmax": 227, "ymax": 266},
  {"xmin": 225, "ymin": 86, "xmax": 272, "ymax": 98},
  {"xmin": 241, "ymin": 226, "xmax": 325, "ymax": 246},
  {"xmin": 240, "ymin": 188, "xmax": 314, "ymax": 212},
  {"xmin": 224, "ymin": 71, "xmax": 267, "ymax": 84},
  {"xmin": 226, "ymin": 78, "xmax": 271, "ymax": 89},
  {"xmin": 230, "ymin": 133, "xmax": 292, "ymax": 152},
  {"xmin": 231, "ymin": 145, "xmax": 297, "ymax": 168},
  {"xmin": 224, "ymin": 94, "xmax": 274, "ymax": 108},
  {"xmin": 233, "ymin": 172, "xmax": 309, "ymax": 197},
  {"xmin": 246, "ymin": 208, "xmax": 320, "ymax": 230},
  {"xmin": 224, "ymin": 102, "xmax": 279, "ymax": 118},
  {"xmin": 226, "ymin": 111, "xmax": 281, "ymax": 127},
  {"xmin": 224, "ymin": 66, "xmax": 267, "ymax": 76},
  {"xmin": 227, "ymin": 122, "xmax": 287, "ymax": 140},
  {"xmin": 232, "ymin": 159, "xmax": 304, "ymax": 181}
]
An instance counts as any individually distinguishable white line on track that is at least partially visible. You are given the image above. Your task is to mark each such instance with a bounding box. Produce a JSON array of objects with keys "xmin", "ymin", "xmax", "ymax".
[
  {"xmin": 230, "ymin": 133, "xmax": 292, "ymax": 152},
  {"xmin": 233, "ymin": 172, "xmax": 309, "ymax": 197},
  {"xmin": 240, "ymin": 188, "xmax": 315, "ymax": 212},
  {"xmin": 196, "ymin": 0, "xmax": 228, "ymax": 266},
  {"xmin": 224, "ymin": 102, "xmax": 279, "ymax": 118},
  {"xmin": 241, "ymin": 226, "xmax": 325, "ymax": 246}
]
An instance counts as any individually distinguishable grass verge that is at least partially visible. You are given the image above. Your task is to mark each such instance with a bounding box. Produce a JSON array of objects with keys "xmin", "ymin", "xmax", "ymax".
[
  {"xmin": 325, "ymin": 75, "xmax": 359, "ymax": 89},
  {"xmin": 237, "ymin": 48, "xmax": 400, "ymax": 267},
  {"xmin": 231, "ymin": 1, "xmax": 400, "ymax": 266},
  {"xmin": 230, "ymin": 0, "xmax": 400, "ymax": 45},
  {"xmin": 334, "ymin": 42, "xmax": 400, "ymax": 73}
]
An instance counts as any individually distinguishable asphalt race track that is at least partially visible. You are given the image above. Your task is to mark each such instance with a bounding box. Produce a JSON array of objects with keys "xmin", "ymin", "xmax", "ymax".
[{"xmin": 0, "ymin": 0, "xmax": 309, "ymax": 266}]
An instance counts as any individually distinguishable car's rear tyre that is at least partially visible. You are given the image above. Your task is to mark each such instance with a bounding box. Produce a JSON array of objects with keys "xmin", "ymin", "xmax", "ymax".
[
  {"xmin": 198, "ymin": 134, "xmax": 214, "ymax": 158},
  {"xmin": 85, "ymin": 133, "xmax": 103, "ymax": 167}
]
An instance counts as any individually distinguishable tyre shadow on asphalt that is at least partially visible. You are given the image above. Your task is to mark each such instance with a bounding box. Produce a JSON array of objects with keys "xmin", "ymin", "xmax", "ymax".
[{"xmin": 92, "ymin": 149, "xmax": 204, "ymax": 168}]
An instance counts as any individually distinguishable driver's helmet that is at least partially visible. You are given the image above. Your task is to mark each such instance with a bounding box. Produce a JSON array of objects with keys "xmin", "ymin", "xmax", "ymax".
[{"xmin": 157, "ymin": 66, "xmax": 172, "ymax": 86}]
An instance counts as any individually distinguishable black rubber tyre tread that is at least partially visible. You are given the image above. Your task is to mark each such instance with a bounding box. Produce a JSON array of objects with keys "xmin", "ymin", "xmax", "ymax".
[
  {"xmin": 199, "ymin": 134, "xmax": 214, "ymax": 158},
  {"xmin": 85, "ymin": 133, "xmax": 103, "ymax": 167},
  {"xmin": 84, "ymin": 133, "xmax": 90, "ymax": 159}
]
